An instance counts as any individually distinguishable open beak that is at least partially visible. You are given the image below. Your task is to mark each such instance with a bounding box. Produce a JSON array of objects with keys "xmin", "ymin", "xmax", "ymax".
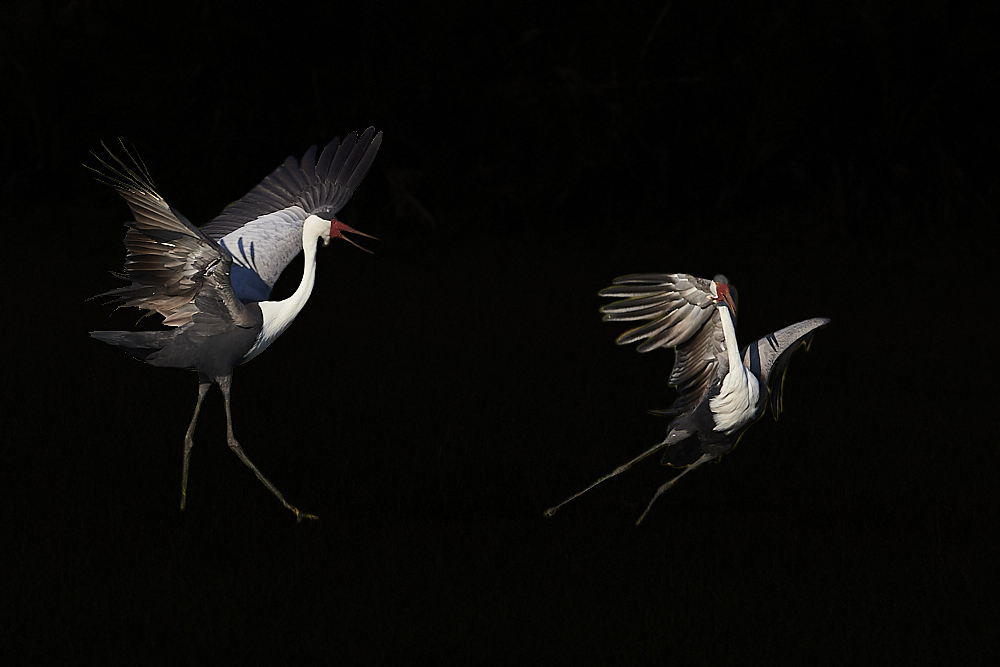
[{"xmin": 329, "ymin": 219, "xmax": 378, "ymax": 253}]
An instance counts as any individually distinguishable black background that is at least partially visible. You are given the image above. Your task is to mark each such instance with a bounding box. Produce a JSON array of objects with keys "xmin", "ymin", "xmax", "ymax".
[{"xmin": 2, "ymin": 0, "xmax": 995, "ymax": 664}]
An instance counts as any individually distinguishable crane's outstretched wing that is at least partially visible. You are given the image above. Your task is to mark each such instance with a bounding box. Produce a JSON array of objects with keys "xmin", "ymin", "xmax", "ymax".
[
  {"xmin": 90, "ymin": 143, "xmax": 254, "ymax": 330},
  {"xmin": 199, "ymin": 128, "xmax": 383, "ymax": 303},
  {"xmin": 599, "ymin": 273, "xmax": 728, "ymax": 416},
  {"xmin": 741, "ymin": 317, "xmax": 829, "ymax": 419}
]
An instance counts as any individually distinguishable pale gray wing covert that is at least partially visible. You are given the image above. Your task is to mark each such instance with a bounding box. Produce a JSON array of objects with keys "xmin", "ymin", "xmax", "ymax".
[
  {"xmin": 200, "ymin": 127, "xmax": 383, "ymax": 302},
  {"xmin": 741, "ymin": 317, "xmax": 830, "ymax": 419}
]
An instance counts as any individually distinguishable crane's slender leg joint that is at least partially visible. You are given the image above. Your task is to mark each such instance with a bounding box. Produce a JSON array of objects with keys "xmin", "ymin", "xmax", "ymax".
[
  {"xmin": 217, "ymin": 375, "xmax": 319, "ymax": 523},
  {"xmin": 635, "ymin": 453, "xmax": 713, "ymax": 526},
  {"xmin": 543, "ymin": 429, "xmax": 691, "ymax": 518},
  {"xmin": 180, "ymin": 379, "xmax": 212, "ymax": 511}
]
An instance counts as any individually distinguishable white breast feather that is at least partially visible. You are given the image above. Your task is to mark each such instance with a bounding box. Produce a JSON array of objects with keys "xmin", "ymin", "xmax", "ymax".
[{"xmin": 710, "ymin": 362, "xmax": 760, "ymax": 434}]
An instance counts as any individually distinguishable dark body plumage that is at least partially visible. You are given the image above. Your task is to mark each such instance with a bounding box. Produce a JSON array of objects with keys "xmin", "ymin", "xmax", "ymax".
[{"xmin": 90, "ymin": 305, "xmax": 262, "ymax": 380}]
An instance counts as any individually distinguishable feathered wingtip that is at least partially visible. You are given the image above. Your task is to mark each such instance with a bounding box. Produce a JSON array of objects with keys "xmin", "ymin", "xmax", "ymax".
[
  {"xmin": 86, "ymin": 139, "xmax": 198, "ymax": 226},
  {"xmin": 83, "ymin": 269, "xmax": 129, "ymax": 303},
  {"xmin": 597, "ymin": 273, "xmax": 719, "ymax": 353},
  {"xmin": 84, "ymin": 139, "xmax": 157, "ymax": 197},
  {"xmin": 85, "ymin": 141, "xmax": 150, "ymax": 306},
  {"xmin": 317, "ymin": 126, "xmax": 383, "ymax": 192}
]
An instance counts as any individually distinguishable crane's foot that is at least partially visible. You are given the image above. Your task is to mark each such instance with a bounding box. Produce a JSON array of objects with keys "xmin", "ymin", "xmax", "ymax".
[{"xmin": 291, "ymin": 507, "xmax": 319, "ymax": 523}]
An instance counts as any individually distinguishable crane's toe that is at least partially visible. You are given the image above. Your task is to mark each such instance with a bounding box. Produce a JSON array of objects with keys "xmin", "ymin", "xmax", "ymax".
[{"xmin": 293, "ymin": 508, "xmax": 319, "ymax": 523}]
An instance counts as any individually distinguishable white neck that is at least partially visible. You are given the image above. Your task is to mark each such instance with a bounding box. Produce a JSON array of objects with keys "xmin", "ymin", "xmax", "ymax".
[
  {"xmin": 243, "ymin": 216, "xmax": 327, "ymax": 361},
  {"xmin": 710, "ymin": 306, "xmax": 760, "ymax": 433},
  {"xmin": 717, "ymin": 306, "xmax": 743, "ymax": 373}
]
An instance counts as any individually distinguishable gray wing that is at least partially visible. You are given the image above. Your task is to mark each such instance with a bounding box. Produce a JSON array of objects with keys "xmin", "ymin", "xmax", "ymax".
[
  {"xmin": 91, "ymin": 143, "xmax": 254, "ymax": 330},
  {"xmin": 741, "ymin": 317, "xmax": 829, "ymax": 419},
  {"xmin": 199, "ymin": 127, "xmax": 383, "ymax": 301},
  {"xmin": 599, "ymin": 273, "xmax": 727, "ymax": 416}
]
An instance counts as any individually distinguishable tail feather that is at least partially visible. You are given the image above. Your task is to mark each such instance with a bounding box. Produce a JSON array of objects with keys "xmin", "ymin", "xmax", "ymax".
[{"xmin": 90, "ymin": 330, "xmax": 172, "ymax": 363}]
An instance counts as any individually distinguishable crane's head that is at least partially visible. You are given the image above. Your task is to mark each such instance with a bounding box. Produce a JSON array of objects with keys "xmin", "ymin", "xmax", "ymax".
[
  {"xmin": 712, "ymin": 274, "xmax": 738, "ymax": 315},
  {"xmin": 328, "ymin": 218, "xmax": 376, "ymax": 253},
  {"xmin": 309, "ymin": 214, "xmax": 377, "ymax": 253}
]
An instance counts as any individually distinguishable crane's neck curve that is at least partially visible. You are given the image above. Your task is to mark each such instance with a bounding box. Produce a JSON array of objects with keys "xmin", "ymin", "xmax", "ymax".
[
  {"xmin": 709, "ymin": 305, "xmax": 760, "ymax": 434},
  {"xmin": 242, "ymin": 217, "xmax": 326, "ymax": 362},
  {"xmin": 717, "ymin": 306, "xmax": 743, "ymax": 373}
]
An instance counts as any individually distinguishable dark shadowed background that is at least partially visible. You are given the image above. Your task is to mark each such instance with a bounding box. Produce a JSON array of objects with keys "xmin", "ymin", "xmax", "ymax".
[{"xmin": 1, "ymin": 0, "xmax": 995, "ymax": 664}]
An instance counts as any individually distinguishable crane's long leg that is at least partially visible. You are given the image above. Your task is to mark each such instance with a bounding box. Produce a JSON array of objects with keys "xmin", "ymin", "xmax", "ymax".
[
  {"xmin": 634, "ymin": 453, "xmax": 713, "ymax": 526},
  {"xmin": 180, "ymin": 379, "xmax": 212, "ymax": 510},
  {"xmin": 217, "ymin": 375, "xmax": 319, "ymax": 523},
  {"xmin": 544, "ymin": 428, "xmax": 691, "ymax": 518}
]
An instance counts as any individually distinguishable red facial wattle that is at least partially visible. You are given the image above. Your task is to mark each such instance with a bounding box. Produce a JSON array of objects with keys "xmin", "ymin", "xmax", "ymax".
[
  {"xmin": 329, "ymin": 218, "xmax": 377, "ymax": 253},
  {"xmin": 330, "ymin": 218, "xmax": 376, "ymax": 240},
  {"xmin": 716, "ymin": 282, "xmax": 736, "ymax": 313}
]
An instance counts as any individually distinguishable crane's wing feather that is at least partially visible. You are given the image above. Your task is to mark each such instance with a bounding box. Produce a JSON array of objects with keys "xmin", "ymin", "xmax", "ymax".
[
  {"xmin": 666, "ymin": 309, "xmax": 728, "ymax": 415},
  {"xmin": 90, "ymin": 142, "xmax": 254, "ymax": 330},
  {"xmin": 741, "ymin": 317, "xmax": 829, "ymax": 419},
  {"xmin": 599, "ymin": 273, "xmax": 727, "ymax": 416},
  {"xmin": 199, "ymin": 128, "xmax": 382, "ymax": 301}
]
